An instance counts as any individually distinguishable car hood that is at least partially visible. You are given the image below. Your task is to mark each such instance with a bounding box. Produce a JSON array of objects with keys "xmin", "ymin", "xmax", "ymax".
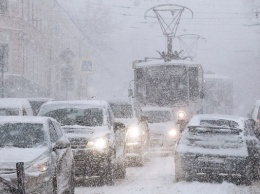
[
  {"xmin": 62, "ymin": 125, "xmax": 110, "ymax": 140},
  {"xmin": 115, "ymin": 118, "xmax": 138, "ymax": 128},
  {"xmin": 0, "ymin": 147, "xmax": 48, "ymax": 169}
]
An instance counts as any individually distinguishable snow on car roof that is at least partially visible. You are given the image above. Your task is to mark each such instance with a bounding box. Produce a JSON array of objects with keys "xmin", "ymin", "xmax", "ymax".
[
  {"xmin": 38, "ymin": 100, "xmax": 109, "ymax": 115},
  {"xmin": 43, "ymin": 100, "xmax": 108, "ymax": 107},
  {"xmin": 0, "ymin": 116, "xmax": 50, "ymax": 124},
  {"xmin": 204, "ymin": 74, "xmax": 232, "ymax": 80},
  {"xmin": 141, "ymin": 106, "xmax": 172, "ymax": 112},
  {"xmin": 134, "ymin": 59, "xmax": 201, "ymax": 68},
  {"xmin": 188, "ymin": 114, "xmax": 245, "ymax": 129},
  {"xmin": 0, "ymin": 98, "xmax": 31, "ymax": 109}
]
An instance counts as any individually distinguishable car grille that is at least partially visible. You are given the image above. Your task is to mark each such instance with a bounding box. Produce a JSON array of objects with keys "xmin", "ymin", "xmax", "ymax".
[{"xmin": 69, "ymin": 138, "xmax": 88, "ymax": 149}]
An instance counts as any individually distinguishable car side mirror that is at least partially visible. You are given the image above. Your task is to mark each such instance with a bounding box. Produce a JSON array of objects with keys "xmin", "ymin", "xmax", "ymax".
[
  {"xmin": 53, "ymin": 138, "xmax": 70, "ymax": 150},
  {"xmin": 114, "ymin": 122, "xmax": 125, "ymax": 131}
]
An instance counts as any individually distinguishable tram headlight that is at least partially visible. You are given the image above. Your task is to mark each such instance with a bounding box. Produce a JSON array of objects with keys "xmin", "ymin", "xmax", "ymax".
[{"xmin": 177, "ymin": 111, "xmax": 186, "ymax": 120}]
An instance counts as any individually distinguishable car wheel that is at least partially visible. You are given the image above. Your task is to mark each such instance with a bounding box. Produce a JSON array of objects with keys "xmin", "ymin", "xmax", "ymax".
[
  {"xmin": 136, "ymin": 146, "xmax": 145, "ymax": 167},
  {"xmin": 116, "ymin": 161, "xmax": 126, "ymax": 179},
  {"xmin": 70, "ymin": 168, "xmax": 75, "ymax": 194},
  {"xmin": 175, "ymin": 164, "xmax": 185, "ymax": 182}
]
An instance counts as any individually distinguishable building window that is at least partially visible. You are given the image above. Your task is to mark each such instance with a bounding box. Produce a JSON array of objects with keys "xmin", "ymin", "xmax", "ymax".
[{"xmin": 0, "ymin": 0, "xmax": 8, "ymax": 15}]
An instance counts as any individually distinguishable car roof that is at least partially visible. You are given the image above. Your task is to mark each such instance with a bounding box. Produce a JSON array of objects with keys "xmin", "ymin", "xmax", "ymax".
[
  {"xmin": 38, "ymin": 100, "xmax": 109, "ymax": 115},
  {"xmin": 188, "ymin": 114, "xmax": 246, "ymax": 129},
  {"xmin": 0, "ymin": 98, "xmax": 31, "ymax": 109},
  {"xmin": 141, "ymin": 106, "xmax": 172, "ymax": 112},
  {"xmin": 43, "ymin": 100, "xmax": 109, "ymax": 108},
  {"xmin": 0, "ymin": 116, "xmax": 50, "ymax": 125}
]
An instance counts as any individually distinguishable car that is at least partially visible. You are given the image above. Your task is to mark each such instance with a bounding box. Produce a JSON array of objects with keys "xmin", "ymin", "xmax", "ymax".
[
  {"xmin": 0, "ymin": 98, "xmax": 33, "ymax": 116},
  {"xmin": 174, "ymin": 114, "xmax": 260, "ymax": 185},
  {"xmin": 249, "ymin": 100, "xmax": 260, "ymax": 138},
  {"xmin": 0, "ymin": 116, "xmax": 75, "ymax": 194},
  {"xmin": 108, "ymin": 98, "xmax": 150, "ymax": 166},
  {"xmin": 38, "ymin": 100, "xmax": 126, "ymax": 185},
  {"xmin": 141, "ymin": 106, "xmax": 179, "ymax": 156}
]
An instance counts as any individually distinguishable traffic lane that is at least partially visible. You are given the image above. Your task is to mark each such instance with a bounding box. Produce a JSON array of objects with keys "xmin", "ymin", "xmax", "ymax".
[{"xmin": 75, "ymin": 156, "xmax": 259, "ymax": 194}]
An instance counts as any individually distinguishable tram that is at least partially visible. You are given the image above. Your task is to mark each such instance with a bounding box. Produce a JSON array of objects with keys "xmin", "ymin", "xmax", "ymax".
[
  {"xmin": 132, "ymin": 59, "xmax": 204, "ymax": 124},
  {"xmin": 129, "ymin": 4, "xmax": 205, "ymax": 127}
]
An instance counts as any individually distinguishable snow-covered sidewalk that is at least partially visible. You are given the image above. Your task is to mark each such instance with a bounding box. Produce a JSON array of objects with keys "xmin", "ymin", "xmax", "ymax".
[{"xmin": 75, "ymin": 157, "xmax": 259, "ymax": 194}]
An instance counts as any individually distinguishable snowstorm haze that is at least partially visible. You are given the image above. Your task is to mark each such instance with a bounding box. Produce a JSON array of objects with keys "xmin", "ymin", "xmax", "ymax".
[{"xmin": 59, "ymin": 0, "xmax": 260, "ymax": 116}]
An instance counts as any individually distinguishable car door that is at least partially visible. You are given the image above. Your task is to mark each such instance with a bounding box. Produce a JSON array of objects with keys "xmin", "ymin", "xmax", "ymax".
[{"xmin": 49, "ymin": 120, "xmax": 73, "ymax": 193}]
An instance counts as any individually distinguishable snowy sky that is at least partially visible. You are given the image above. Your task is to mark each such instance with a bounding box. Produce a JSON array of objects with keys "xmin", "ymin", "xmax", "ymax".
[{"xmin": 59, "ymin": 0, "xmax": 260, "ymax": 116}]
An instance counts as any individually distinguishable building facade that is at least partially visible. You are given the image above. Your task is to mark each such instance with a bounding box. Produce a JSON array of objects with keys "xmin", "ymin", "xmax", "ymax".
[{"xmin": 0, "ymin": 0, "xmax": 89, "ymax": 99}]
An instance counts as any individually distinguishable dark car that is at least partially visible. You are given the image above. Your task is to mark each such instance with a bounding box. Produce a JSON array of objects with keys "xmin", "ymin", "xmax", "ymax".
[
  {"xmin": 0, "ymin": 116, "xmax": 75, "ymax": 194},
  {"xmin": 108, "ymin": 99, "xmax": 150, "ymax": 166},
  {"xmin": 38, "ymin": 100, "xmax": 126, "ymax": 185},
  {"xmin": 175, "ymin": 114, "xmax": 260, "ymax": 185}
]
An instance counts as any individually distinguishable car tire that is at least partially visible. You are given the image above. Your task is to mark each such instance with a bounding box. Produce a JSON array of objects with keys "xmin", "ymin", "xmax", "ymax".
[
  {"xmin": 116, "ymin": 161, "xmax": 126, "ymax": 179},
  {"xmin": 70, "ymin": 168, "xmax": 75, "ymax": 194},
  {"xmin": 175, "ymin": 165, "xmax": 185, "ymax": 182},
  {"xmin": 137, "ymin": 146, "xmax": 145, "ymax": 167}
]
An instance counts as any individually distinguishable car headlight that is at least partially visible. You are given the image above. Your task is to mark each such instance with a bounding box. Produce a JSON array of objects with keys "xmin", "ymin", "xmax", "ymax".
[
  {"xmin": 177, "ymin": 111, "xmax": 186, "ymax": 119},
  {"xmin": 87, "ymin": 137, "xmax": 107, "ymax": 149},
  {"xmin": 28, "ymin": 157, "xmax": 50, "ymax": 173},
  {"xmin": 127, "ymin": 127, "xmax": 140, "ymax": 138},
  {"xmin": 168, "ymin": 129, "xmax": 177, "ymax": 137}
]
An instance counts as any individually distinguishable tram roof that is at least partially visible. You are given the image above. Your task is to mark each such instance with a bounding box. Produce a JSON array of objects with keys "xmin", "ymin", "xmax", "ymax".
[{"xmin": 133, "ymin": 59, "xmax": 201, "ymax": 69}]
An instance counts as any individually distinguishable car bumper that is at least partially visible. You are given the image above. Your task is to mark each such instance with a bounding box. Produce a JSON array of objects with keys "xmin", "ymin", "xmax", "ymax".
[
  {"xmin": 72, "ymin": 148, "xmax": 110, "ymax": 178},
  {"xmin": 175, "ymin": 154, "xmax": 249, "ymax": 177},
  {"xmin": 125, "ymin": 142, "xmax": 143, "ymax": 158},
  {"xmin": 150, "ymin": 138, "xmax": 176, "ymax": 155}
]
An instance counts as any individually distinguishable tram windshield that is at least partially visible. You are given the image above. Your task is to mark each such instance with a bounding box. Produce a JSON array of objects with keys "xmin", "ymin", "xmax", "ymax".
[{"xmin": 135, "ymin": 65, "xmax": 200, "ymax": 106}]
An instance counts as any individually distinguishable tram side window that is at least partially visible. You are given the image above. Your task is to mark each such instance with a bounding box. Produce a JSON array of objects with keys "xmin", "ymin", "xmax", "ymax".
[{"xmin": 189, "ymin": 67, "xmax": 199, "ymax": 100}]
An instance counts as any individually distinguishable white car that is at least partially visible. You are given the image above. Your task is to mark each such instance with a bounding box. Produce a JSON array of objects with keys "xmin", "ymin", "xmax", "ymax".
[
  {"xmin": 108, "ymin": 99, "xmax": 150, "ymax": 166},
  {"xmin": 0, "ymin": 116, "xmax": 75, "ymax": 193},
  {"xmin": 0, "ymin": 98, "xmax": 33, "ymax": 116},
  {"xmin": 142, "ymin": 106, "xmax": 180, "ymax": 155}
]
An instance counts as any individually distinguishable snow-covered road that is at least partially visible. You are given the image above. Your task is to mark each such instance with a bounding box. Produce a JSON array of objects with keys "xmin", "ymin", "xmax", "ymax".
[{"xmin": 75, "ymin": 156, "xmax": 260, "ymax": 194}]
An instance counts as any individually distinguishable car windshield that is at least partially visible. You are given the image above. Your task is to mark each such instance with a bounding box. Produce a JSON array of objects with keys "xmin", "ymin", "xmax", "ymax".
[
  {"xmin": 0, "ymin": 108, "xmax": 19, "ymax": 116},
  {"xmin": 43, "ymin": 108, "xmax": 103, "ymax": 127},
  {"xmin": 143, "ymin": 111, "xmax": 171, "ymax": 123},
  {"xmin": 110, "ymin": 103, "xmax": 133, "ymax": 118},
  {"xmin": 0, "ymin": 123, "xmax": 46, "ymax": 148}
]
